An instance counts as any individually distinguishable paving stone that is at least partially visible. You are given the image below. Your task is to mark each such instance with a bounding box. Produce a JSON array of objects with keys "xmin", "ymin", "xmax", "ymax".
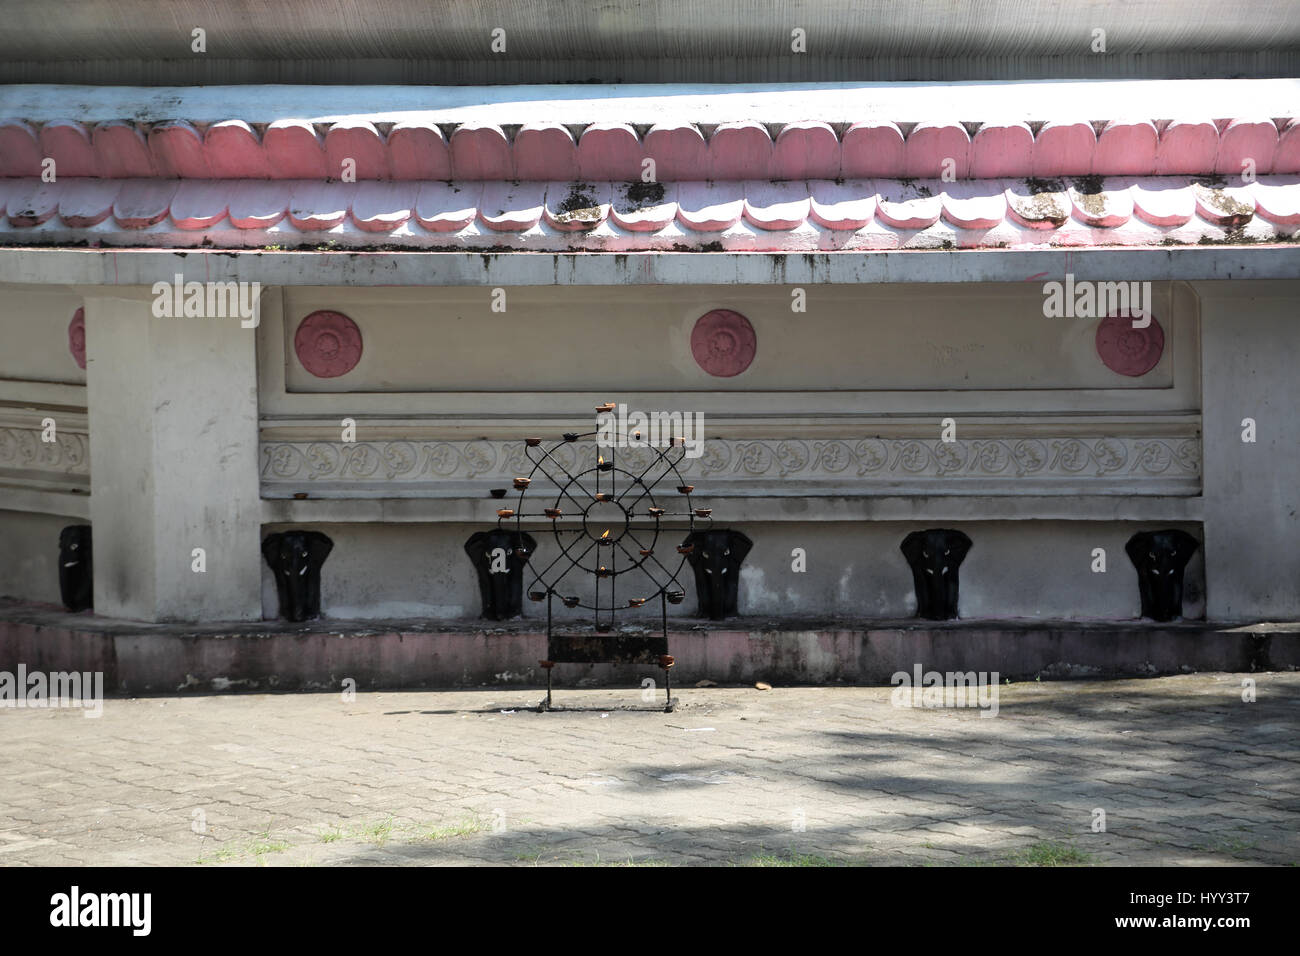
[{"xmin": 0, "ymin": 674, "xmax": 1297, "ymax": 866}]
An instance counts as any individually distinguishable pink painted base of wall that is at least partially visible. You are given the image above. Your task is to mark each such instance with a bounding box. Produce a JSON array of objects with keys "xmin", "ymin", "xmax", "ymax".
[{"xmin": 0, "ymin": 604, "xmax": 1294, "ymax": 695}]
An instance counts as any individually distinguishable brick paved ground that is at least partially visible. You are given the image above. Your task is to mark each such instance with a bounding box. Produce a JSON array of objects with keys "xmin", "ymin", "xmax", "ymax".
[{"xmin": 1, "ymin": 673, "xmax": 1296, "ymax": 866}]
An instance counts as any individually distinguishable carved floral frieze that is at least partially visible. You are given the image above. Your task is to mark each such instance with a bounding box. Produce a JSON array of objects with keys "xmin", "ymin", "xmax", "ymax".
[{"xmin": 260, "ymin": 436, "xmax": 1200, "ymax": 485}]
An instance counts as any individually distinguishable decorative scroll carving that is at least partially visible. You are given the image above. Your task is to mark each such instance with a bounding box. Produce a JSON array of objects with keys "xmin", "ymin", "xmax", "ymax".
[
  {"xmin": 0, "ymin": 427, "xmax": 90, "ymax": 476},
  {"xmin": 260, "ymin": 436, "xmax": 1200, "ymax": 486}
]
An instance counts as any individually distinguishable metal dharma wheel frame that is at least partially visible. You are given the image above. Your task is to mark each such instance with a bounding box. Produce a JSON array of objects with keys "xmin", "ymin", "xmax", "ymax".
[{"xmin": 493, "ymin": 408, "xmax": 715, "ymax": 712}]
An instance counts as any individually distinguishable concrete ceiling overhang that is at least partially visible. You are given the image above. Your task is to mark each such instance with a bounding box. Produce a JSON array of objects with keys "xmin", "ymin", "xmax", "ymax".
[{"xmin": 0, "ymin": 1, "xmax": 1298, "ymax": 83}]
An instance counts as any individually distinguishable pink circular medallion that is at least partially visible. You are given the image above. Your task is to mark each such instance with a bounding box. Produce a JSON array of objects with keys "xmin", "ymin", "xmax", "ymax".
[
  {"xmin": 294, "ymin": 310, "xmax": 363, "ymax": 378},
  {"xmin": 1096, "ymin": 312, "xmax": 1164, "ymax": 377},
  {"xmin": 691, "ymin": 309, "xmax": 756, "ymax": 377},
  {"xmin": 68, "ymin": 307, "xmax": 86, "ymax": 369}
]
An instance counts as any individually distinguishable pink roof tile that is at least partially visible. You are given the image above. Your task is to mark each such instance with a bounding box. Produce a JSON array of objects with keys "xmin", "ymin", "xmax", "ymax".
[
  {"xmin": 576, "ymin": 123, "xmax": 642, "ymax": 181},
  {"xmin": 478, "ymin": 181, "xmax": 544, "ymax": 231},
  {"xmin": 325, "ymin": 122, "xmax": 389, "ymax": 181},
  {"xmin": 1094, "ymin": 121, "xmax": 1158, "ymax": 177},
  {"xmin": 93, "ymin": 121, "xmax": 154, "ymax": 178},
  {"xmin": 414, "ymin": 181, "xmax": 480, "ymax": 232},
  {"xmin": 1070, "ymin": 181, "xmax": 1134, "ymax": 227},
  {"xmin": 449, "ymin": 124, "xmax": 513, "ymax": 181},
  {"xmin": 1155, "ymin": 120, "xmax": 1218, "ymax": 176},
  {"xmin": 350, "ymin": 181, "xmax": 417, "ymax": 232},
  {"xmin": 643, "ymin": 123, "xmax": 707, "ymax": 182},
  {"xmin": 387, "ymin": 122, "xmax": 451, "ymax": 181},
  {"xmin": 150, "ymin": 121, "xmax": 211, "ymax": 179},
  {"xmin": 743, "ymin": 180, "xmax": 812, "ymax": 231},
  {"xmin": 676, "ymin": 181, "xmax": 745, "ymax": 231},
  {"xmin": 970, "ymin": 123, "xmax": 1034, "ymax": 179},
  {"xmin": 808, "ymin": 179, "xmax": 876, "ymax": 230},
  {"xmin": 841, "ymin": 122, "xmax": 905, "ymax": 179},
  {"xmin": 0, "ymin": 120, "xmax": 41, "ymax": 177},
  {"xmin": 514, "ymin": 124, "xmax": 578, "ymax": 182},
  {"xmin": 169, "ymin": 179, "xmax": 229, "ymax": 229},
  {"xmin": 228, "ymin": 180, "xmax": 290, "ymax": 229},
  {"xmin": 38, "ymin": 120, "xmax": 97, "ymax": 178},
  {"xmin": 941, "ymin": 181, "xmax": 1007, "ymax": 230},
  {"xmin": 904, "ymin": 122, "xmax": 970, "ymax": 180},
  {"xmin": 770, "ymin": 123, "xmax": 840, "ymax": 181},
  {"xmin": 1250, "ymin": 176, "xmax": 1300, "ymax": 225},
  {"xmin": 1032, "ymin": 121, "xmax": 1095, "ymax": 178},
  {"xmin": 1131, "ymin": 179, "xmax": 1196, "ymax": 227},
  {"xmin": 204, "ymin": 120, "xmax": 271, "ymax": 179},
  {"xmin": 57, "ymin": 178, "xmax": 119, "ymax": 227},
  {"xmin": 287, "ymin": 181, "xmax": 353, "ymax": 230},
  {"xmin": 1215, "ymin": 119, "xmax": 1278, "ymax": 177},
  {"xmin": 609, "ymin": 181, "xmax": 677, "ymax": 232},
  {"xmin": 709, "ymin": 122, "xmax": 771, "ymax": 181},
  {"xmin": 5, "ymin": 179, "xmax": 60, "ymax": 226},
  {"xmin": 876, "ymin": 180, "xmax": 942, "ymax": 229},
  {"xmin": 112, "ymin": 179, "xmax": 177, "ymax": 228},
  {"xmin": 264, "ymin": 121, "xmax": 329, "ymax": 179},
  {"xmin": 0, "ymin": 175, "xmax": 1295, "ymax": 252}
]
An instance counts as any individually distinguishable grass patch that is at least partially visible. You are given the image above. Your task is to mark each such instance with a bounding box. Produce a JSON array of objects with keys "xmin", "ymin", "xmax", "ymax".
[
  {"xmin": 196, "ymin": 828, "xmax": 291, "ymax": 865},
  {"xmin": 412, "ymin": 817, "xmax": 489, "ymax": 842},
  {"xmin": 1007, "ymin": 841, "xmax": 1096, "ymax": 867},
  {"xmin": 746, "ymin": 849, "xmax": 845, "ymax": 867},
  {"xmin": 1203, "ymin": 838, "xmax": 1259, "ymax": 856},
  {"xmin": 312, "ymin": 815, "xmax": 488, "ymax": 847},
  {"xmin": 354, "ymin": 815, "xmax": 397, "ymax": 847},
  {"xmin": 560, "ymin": 852, "xmax": 675, "ymax": 867}
]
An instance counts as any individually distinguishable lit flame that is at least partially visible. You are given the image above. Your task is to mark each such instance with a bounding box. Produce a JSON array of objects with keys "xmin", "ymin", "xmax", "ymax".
[
  {"xmin": 598, "ymin": 454, "xmax": 605, "ymax": 465},
  {"xmin": 601, "ymin": 529, "xmax": 610, "ymax": 539}
]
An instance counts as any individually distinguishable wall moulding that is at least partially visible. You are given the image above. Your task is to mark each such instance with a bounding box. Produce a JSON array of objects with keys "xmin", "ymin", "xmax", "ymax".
[
  {"xmin": 259, "ymin": 433, "xmax": 1202, "ymax": 499},
  {"xmin": 0, "ymin": 422, "xmax": 90, "ymax": 490}
]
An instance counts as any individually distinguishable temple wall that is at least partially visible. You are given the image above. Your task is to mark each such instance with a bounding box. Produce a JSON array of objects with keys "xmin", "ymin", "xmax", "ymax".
[
  {"xmin": 254, "ymin": 281, "xmax": 1205, "ymax": 622},
  {"xmin": 0, "ymin": 509, "xmax": 76, "ymax": 604},
  {"xmin": 10, "ymin": 276, "xmax": 1299, "ymax": 626},
  {"xmin": 0, "ymin": 284, "xmax": 88, "ymax": 603},
  {"xmin": 1197, "ymin": 281, "xmax": 1300, "ymax": 620},
  {"xmin": 260, "ymin": 519, "xmax": 1206, "ymax": 622}
]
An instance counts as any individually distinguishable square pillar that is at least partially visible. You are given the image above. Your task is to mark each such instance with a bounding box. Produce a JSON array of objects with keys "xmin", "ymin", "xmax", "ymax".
[
  {"xmin": 84, "ymin": 289, "xmax": 262, "ymax": 622},
  {"xmin": 1195, "ymin": 280, "xmax": 1300, "ymax": 621}
]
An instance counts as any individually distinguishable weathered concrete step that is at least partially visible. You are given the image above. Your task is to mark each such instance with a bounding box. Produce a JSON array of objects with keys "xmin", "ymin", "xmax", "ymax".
[{"xmin": 1, "ymin": 600, "xmax": 1295, "ymax": 694}]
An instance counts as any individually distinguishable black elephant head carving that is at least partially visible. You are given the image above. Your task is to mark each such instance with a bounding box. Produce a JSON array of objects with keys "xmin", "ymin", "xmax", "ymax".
[
  {"xmin": 262, "ymin": 530, "xmax": 334, "ymax": 622},
  {"xmin": 58, "ymin": 524, "xmax": 93, "ymax": 612},
  {"xmin": 682, "ymin": 529, "xmax": 753, "ymax": 620},
  {"xmin": 464, "ymin": 529, "xmax": 537, "ymax": 620},
  {"xmin": 1125, "ymin": 529, "xmax": 1200, "ymax": 622},
  {"xmin": 901, "ymin": 528, "xmax": 973, "ymax": 620}
]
